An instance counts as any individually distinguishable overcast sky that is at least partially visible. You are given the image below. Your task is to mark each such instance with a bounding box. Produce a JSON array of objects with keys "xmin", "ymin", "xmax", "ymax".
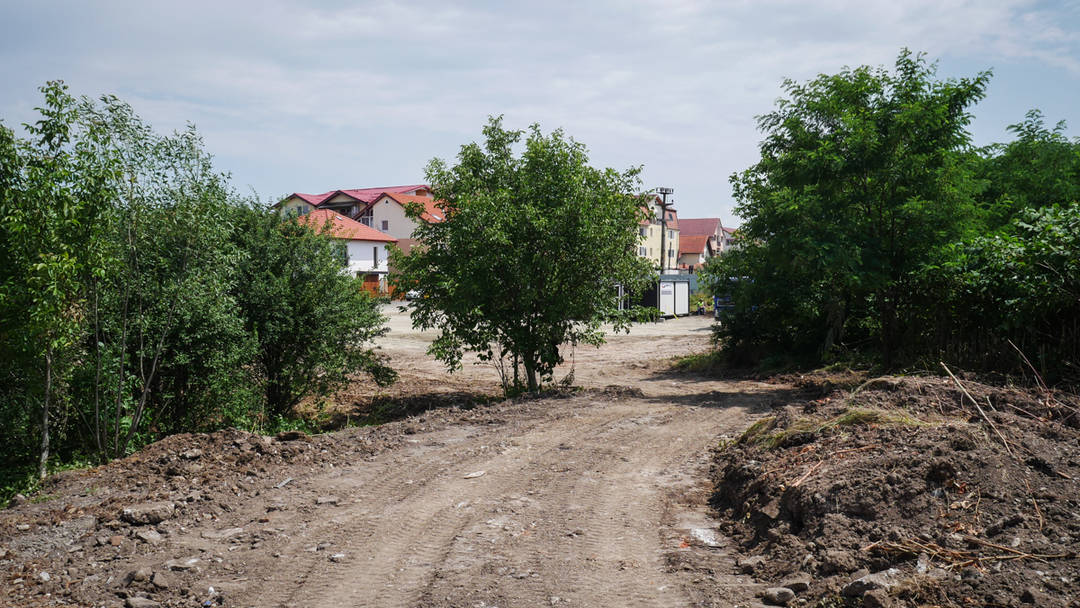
[{"xmin": 2, "ymin": 1, "xmax": 1079, "ymax": 224}]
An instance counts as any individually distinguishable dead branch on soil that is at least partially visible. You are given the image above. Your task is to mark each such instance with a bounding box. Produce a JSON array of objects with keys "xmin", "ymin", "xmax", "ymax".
[
  {"xmin": 941, "ymin": 362, "xmax": 1014, "ymax": 458},
  {"xmin": 863, "ymin": 536, "xmax": 1076, "ymax": 571},
  {"xmin": 789, "ymin": 444, "xmax": 879, "ymax": 488}
]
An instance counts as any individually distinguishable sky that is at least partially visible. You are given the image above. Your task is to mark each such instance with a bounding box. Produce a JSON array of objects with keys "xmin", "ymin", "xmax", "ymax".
[{"xmin": 2, "ymin": 1, "xmax": 1079, "ymax": 226}]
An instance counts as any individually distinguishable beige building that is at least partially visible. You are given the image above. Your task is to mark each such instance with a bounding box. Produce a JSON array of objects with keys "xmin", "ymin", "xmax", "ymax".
[{"xmin": 637, "ymin": 195, "xmax": 680, "ymax": 271}]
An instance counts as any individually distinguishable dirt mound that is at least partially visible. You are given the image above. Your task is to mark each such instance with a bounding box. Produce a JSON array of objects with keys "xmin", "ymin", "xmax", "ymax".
[{"xmin": 711, "ymin": 374, "xmax": 1080, "ymax": 607}]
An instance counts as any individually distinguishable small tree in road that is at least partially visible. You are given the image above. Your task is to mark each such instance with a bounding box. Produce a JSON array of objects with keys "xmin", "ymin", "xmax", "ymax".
[{"xmin": 393, "ymin": 117, "xmax": 654, "ymax": 393}]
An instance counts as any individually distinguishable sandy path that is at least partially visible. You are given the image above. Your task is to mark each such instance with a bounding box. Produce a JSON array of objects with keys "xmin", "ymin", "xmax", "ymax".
[{"xmin": 219, "ymin": 310, "xmax": 773, "ymax": 607}]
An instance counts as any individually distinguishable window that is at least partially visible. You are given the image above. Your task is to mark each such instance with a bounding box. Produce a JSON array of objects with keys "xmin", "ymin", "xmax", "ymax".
[
  {"xmin": 638, "ymin": 246, "xmax": 646, "ymax": 256},
  {"xmin": 639, "ymin": 227, "xmax": 647, "ymax": 237},
  {"xmin": 668, "ymin": 249, "xmax": 675, "ymax": 258},
  {"xmin": 668, "ymin": 230, "xmax": 674, "ymax": 240},
  {"xmin": 381, "ymin": 220, "xmax": 389, "ymax": 231},
  {"xmin": 299, "ymin": 204, "xmax": 310, "ymax": 216},
  {"xmin": 373, "ymin": 246, "xmax": 379, "ymax": 267}
]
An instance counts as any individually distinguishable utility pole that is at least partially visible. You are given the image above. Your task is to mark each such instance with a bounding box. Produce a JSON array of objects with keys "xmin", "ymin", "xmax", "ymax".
[{"xmin": 657, "ymin": 187, "xmax": 674, "ymax": 273}]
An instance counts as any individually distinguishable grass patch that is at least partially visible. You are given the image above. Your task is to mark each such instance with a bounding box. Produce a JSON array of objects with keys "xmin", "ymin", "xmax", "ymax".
[
  {"xmin": 674, "ymin": 350, "xmax": 726, "ymax": 373},
  {"xmin": 736, "ymin": 407, "xmax": 930, "ymax": 450}
]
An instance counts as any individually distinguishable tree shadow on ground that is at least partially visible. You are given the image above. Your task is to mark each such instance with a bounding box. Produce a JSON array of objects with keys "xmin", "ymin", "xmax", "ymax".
[{"xmin": 324, "ymin": 390, "xmax": 498, "ymax": 429}]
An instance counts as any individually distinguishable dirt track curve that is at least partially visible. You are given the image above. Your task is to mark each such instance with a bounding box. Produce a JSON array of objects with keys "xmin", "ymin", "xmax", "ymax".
[{"xmin": 4, "ymin": 310, "xmax": 793, "ymax": 607}]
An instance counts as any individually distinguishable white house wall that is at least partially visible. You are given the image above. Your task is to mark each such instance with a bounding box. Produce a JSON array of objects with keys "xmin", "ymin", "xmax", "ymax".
[
  {"xmin": 345, "ymin": 240, "xmax": 391, "ymax": 275},
  {"xmin": 369, "ymin": 199, "xmax": 421, "ymax": 240}
]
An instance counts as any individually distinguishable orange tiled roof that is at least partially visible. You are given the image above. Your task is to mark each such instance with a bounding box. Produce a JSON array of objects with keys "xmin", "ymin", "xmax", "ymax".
[
  {"xmin": 296, "ymin": 209, "xmax": 397, "ymax": 242},
  {"xmin": 679, "ymin": 234, "xmax": 711, "ymax": 256}
]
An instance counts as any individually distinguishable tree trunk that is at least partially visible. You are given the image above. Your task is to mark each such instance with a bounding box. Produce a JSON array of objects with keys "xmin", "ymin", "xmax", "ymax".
[
  {"xmin": 524, "ymin": 358, "xmax": 538, "ymax": 392},
  {"xmin": 38, "ymin": 345, "xmax": 53, "ymax": 480}
]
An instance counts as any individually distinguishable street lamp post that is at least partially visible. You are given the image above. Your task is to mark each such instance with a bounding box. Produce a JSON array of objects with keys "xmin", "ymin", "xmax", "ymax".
[{"xmin": 657, "ymin": 187, "xmax": 674, "ymax": 273}]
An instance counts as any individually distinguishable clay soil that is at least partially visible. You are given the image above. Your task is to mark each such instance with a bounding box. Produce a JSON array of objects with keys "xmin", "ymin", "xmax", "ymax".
[
  {"xmin": 712, "ymin": 372, "xmax": 1080, "ymax": 607},
  {"xmin": 1, "ymin": 308, "xmax": 795, "ymax": 608}
]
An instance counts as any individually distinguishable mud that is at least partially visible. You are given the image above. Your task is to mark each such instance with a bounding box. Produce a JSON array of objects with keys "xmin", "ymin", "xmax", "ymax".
[{"xmin": 712, "ymin": 373, "xmax": 1080, "ymax": 607}]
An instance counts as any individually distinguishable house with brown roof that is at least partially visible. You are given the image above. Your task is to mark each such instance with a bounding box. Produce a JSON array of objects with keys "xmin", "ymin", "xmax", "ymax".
[
  {"xmin": 678, "ymin": 234, "xmax": 714, "ymax": 271},
  {"xmin": 295, "ymin": 209, "xmax": 397, "ymax": 294}
]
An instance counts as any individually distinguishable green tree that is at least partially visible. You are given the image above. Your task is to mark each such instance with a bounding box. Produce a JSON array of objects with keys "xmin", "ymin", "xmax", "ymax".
[
  {"xmin": 0, "ymin": 82, "xmax": 117, "ymax": 477},
  {"xmin": 713, "ymin": 50, "xmax": 990, "ymax": 366},
  {"xmin": 393, "ymin": 117, "xmax": 654, "ymax": 393},
  {"xmin": 232, "ymin": 207, "xmax": 395, "ymax": 418},
  {"xmin": 976, "ymin": 109, "xmax": 1080, "ymax": 226}
]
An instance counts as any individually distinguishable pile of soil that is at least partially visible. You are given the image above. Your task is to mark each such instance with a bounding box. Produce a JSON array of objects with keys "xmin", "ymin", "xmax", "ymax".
[{"xmin": 711, "ymin": 373, "xmax": 1080, "ymax": 607}]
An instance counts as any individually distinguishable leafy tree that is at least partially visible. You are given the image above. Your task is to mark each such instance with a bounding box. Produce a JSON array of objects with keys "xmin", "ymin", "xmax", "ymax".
[
  {"xmin": 0, "ymin": 82, "xmax": 117, "ymax": 477},
  {"xmin": 976, "ymin": 110, "xmax": 1080, "ymax": 226},
  {"xmin": 711, "ymin": 50, "xmax": 990, "ymax": 366},
  {"xmin": 393, "ymin": 117, "xmax": 654, "ymax": 392},
  {"xmin": 232, "ymin": 207, "xmax": 395, "ymax": 418}
]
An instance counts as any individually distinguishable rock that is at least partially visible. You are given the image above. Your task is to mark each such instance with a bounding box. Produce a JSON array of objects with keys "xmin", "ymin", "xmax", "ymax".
[
  {"xmin": 15, "ymin": 523, "xmax": 30, "ymax": 531},
  {"xmin": 762, "ymin": 587, "xmax": 795, "ymax": 605},
  {"xmin": 109, "ymin": 535, "xmax": 125, "ymax": 547},
  {"xmin": 11, "ymin": 494, "xmax": 27, "ymax": 506},
  {"xmin": 179, "ymin": 448, "xmax": 202, "ymax": 460},
  {"xmin": 276, "ymin": 430, "xmax": 308, "ymax": 442},
  {"xmin": 135, "ymin": 529, "xmax": 163, "ymax": 545},
  {"xmin": 862, "ymin": 589, "xmax": 893, "ymax": 608},
  {"xmin": 823, "ymin": 549, "xmax": 857, "ymax": 574},
  {"xmin": 779, "ymin": 572, "xmax": 811, "ymax": 593},
  {"xmin": 150, "ymin": 571, "xmax": 172, "ymax": 590},
  {"xmin": 163, "ymin": 556, "xmax": 200, "ymax": 571},
  {"xmin": 329, "ymin": 553, "xmax": 346, "ymax": 562},
  {"xmin": 844, "ymin": 568, "xmax": 901, "ymax": 597},
  {"xmin": 121, "ymin": 502, "xmax": 175, "ymax": 525},
  {"xmin": 1021, "ymin": 587, "xmax": 1046, "ymax": 604},
  {"xmin": 125, "ymin": 568, "xmax": 151, "ymax": 584},
  {"xmin": 738, "ymin": 555, "xmax": 766, "ymax": 574},
  {"xmin": 38, "ymin": 571, "xmax": 51, "ymax": 582},
  {"xmin": 315, "ymin": 496, "xmax": 339, "ymax": 506},
  {"xmin": 201, "ymin": 527, "xmax": 244, "ymax": 540},
  {"xmin": 125, "ymin": 598, "xmax": 160, "ymax": 608},
  {"xmin": 463, "ymin": 470, "xmax": 486, "ymax": 479}
]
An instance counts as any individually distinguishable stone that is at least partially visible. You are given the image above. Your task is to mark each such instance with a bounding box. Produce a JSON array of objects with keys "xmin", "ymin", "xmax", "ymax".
[
  {"xmin": 125, "ymin": 568, "xmax": 151, "ymax": 584},
  {"xmin": 163, "ymin": 556, "xmax": 200, "ymax": 571},
  {"xmin": 121, "ymin": 502, "xmax": 175, "ymax": 525},
  {"xmin": 125, "ymin": 598, "xmax": 160, "ymax": 608},
  {"xmin": 200, "ymin": 527, "xmax": 244, "ymax": 541},
  {"xmin": 329, "ymin": 553, "xmax": 346, "ymax": 563},
  {"xmin": 135, "ymin": 529, "xmax": 163, "ymax": 545},
  {"xmin": 109, "ymin": 535, "xmax": 125, "ymax": 547},
  {"xmin": 1020, "ymin": 587, "xmax": 1046, "ymax": 604},
  {"xmin": 315, "ymin": 496, "xmax": 339, "ymax": 506},
  {"xmin": 762, "ymin": 587, "xmax": 795, "ymax": 605},
  {"xmin": 822, "ymin": 549, "xmax": 857, "ymax": 574},
  {"xmin": 276, "ymin": 430, "xmax": 308, "ymax": 442},
  {"xmin": 15, "ymin": 523, "xmax": 30, "ymax": 531},
  {"xmin": 738, "ymin": 555, "xmax": 766, "ymax": 574},
  {"xmin": 844, "ymin": 568, "xmax": 901, "ymax": 597},
  {"xmin": 38, "ymin": 571, "xmax": 51, "ymax": 582},
  {"xmin": 179, "ymin": 448, "xmax": 202, "ymax": 460},
  {"xmin": 150, "ymin": 571, "xmax": 172, "ymax": 590},
  {"xmin": 779, "ymin": 572, "xmax": 812, "ymax": 593},
  {"xmin": 862, "ymin": 588, "xmax": 893, "ymax": 608}
]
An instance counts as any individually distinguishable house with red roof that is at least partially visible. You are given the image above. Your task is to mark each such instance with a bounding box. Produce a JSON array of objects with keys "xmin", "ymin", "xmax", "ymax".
[
  {"xmin": 277, "ymin": 185, "xmax": 431, "ymax": 220},
  {"xmin": 360, "ymin": 191, "xmax": 446, "ymax": 255},
  {"xmin": 295, "ymin": 209, "xmax": 398, "ymax": 294},
  {"xmin": 678, "ymin": 234, "xmax": 714, "ymax": 271}
]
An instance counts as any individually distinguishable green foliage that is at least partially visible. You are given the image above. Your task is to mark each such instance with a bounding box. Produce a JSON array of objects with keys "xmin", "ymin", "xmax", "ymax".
[
  {"xmin": 393, "ymin": 116, "xmax": 655, "ymax": 392},
  {"xmin": 917, "ymin": 203, "xmax": 1080, "ymax": 381},
  {"xmin": 0, "ymin": 82, "xmax": 394, "ymax": 491},
  {"xmin": 976, "ymin": 110, "xmax": 1080, "ymax": 226},
  {"xmin": 709, "ymin": 50, "xmax": 990, "ymax": 367},
  {"xmin": 232, "ymin": 208, "xmax": 396, "ymax": 418}
]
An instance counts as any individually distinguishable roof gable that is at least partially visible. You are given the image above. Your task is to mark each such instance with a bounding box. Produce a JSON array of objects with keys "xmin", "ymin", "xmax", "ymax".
[{"xmin": 370, "ymin": 192, "xmax": 446, "ymax": 223}]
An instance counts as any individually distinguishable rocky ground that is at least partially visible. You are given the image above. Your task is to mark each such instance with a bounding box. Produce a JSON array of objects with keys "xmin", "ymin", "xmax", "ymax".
[
  {"xmin": 1, "ymin": 311, "xmax": 790, "ymax": 608},
  {"xmin": 4, "ymin": 305, "xmax": 1078, "ymax": 607},
  {"xmin": 711, "ymin": 372, "xmax": 1080, "ymax": 608}
]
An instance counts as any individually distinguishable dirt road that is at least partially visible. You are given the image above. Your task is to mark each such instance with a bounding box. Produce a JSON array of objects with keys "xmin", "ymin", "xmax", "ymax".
[{"xmin": 3, "ymin": 309, "xmax": 792, "ymax": 607}]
